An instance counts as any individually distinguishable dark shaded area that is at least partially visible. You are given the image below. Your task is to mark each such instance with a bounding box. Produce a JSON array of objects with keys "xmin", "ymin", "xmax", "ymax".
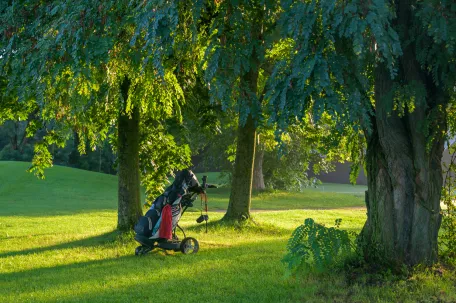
[
  {"xmin": 0, "ymin": 123, "xmax": 117, "ymax": 175},
  {"xmin": 0, "ymin": 230, "xmax": 119, "ymax": 258},
  {"xmin": 311, "ymin": 148, "xmax": 453, "ymax": 186},
  {"xmin": 309, "ymin": 162, "xmax": 367, "ymax": 185},
  {"xmin": 0, "ymin": 238, "xmax": 303, "ymax": 303}
]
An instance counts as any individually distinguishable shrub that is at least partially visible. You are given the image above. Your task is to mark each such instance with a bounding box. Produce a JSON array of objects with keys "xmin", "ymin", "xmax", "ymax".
[
  {"xmin": 440, "ymin": 144, "xmax": 456, "ymax": 263},
  {"xmin": 283, "ymin": 218, "xmax": 354, "ymax": 275}
]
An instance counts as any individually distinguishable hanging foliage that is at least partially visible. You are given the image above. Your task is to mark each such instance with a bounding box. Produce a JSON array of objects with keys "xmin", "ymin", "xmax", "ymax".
[{"xmin": 0, "ymin": 1, "xmax": 198, "ymax": 194}]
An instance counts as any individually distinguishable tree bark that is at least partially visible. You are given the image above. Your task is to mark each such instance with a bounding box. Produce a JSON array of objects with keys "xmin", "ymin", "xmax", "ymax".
[
  {"xmin": 224, "ymin": 113, "xmax": 257, "ymax": 221},
  {"xmin": 224, "ymin": 48, "xmax": 260, "ymax": 221},
  {"xmin": 252, "ymin": 137, "xmax": 265, "ymax": 191},
  {"xmin": 117, "ymin": 77, "xmax": 142, "ymax": 231},
  {"xmin": 11, "ymin": 122, "xmax": 18, "ymax": 150},
  {"xmin": 359, "ymin": 1, "xmax": 447, "ymax": 266},
  {"xmin": 361, "ymin": 92, "xmax": 445, "ymax": 266}
]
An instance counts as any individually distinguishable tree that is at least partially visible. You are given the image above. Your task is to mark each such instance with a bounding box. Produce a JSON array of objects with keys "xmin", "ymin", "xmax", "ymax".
[
  {"xmin": 170, "ymin": 76, "xmax": 237, "ymax": 175},
  {"xmin": 204, "ymin": 0, "xmax": 282, "ymax": 221},
  {"xmin": 268, "ymin": 0, "xmax": 456, "ymax": 266},
  {"xmin": 0, "ymin": 1, "xmax": 198, "ymax": 230},
  {"xmin": 252, "ymin": 134, "xmax": 266, "ymax": 190},
  {"xmin": 0, "ymin": 78, "xmax": 37, "ymax": 161},
  {"xmin": 262, "ymin": 119, "xmax": 346, "ymax": 191},
  {"xmin": 0, "ymin": 120, "xmax": 32, "ymax": 159}
]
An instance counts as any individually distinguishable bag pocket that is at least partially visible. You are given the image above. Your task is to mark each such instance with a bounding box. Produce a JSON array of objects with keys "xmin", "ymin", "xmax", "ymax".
[{"xmin": 134, "ymin": 216, "xmax": 153, "ymax": 237}]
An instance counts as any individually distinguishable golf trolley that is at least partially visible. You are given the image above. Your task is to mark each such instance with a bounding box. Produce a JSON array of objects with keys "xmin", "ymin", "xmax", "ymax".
[{"xmin": 134, "ymin": 174, "xmax": 216, "ymax": 256}]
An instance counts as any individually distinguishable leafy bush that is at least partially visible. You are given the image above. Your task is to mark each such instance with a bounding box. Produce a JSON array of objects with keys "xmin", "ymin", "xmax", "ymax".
[
  {"xmin": 263, "ymin": 122, "xmax": 351, "ymax": 192},
  {"xmin": 0, "ymin": 143, "xmax": 34, "ymax": 161},
  {"xmin": 283, "ymin": 218, "xmax": 354, "ymax": 275},
  {"xmin": 440, "ymin": 144, "xmax": 456, "ymax": 263}
]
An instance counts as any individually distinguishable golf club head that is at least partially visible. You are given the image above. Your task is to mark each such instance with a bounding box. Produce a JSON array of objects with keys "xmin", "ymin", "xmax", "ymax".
[{"xmin": 196, "ymin": 214, "xmax": 209, "ymax": 223}]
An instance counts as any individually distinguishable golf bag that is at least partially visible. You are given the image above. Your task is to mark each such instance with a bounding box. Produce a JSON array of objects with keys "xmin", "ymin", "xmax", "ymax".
[{"xmin": 134, "ymin": 169, "xmax": 199, "ymax": 240}]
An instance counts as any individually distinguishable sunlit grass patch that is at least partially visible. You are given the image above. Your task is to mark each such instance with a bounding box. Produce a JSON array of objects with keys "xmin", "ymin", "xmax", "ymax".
[
  {"xmin": 1, "ymin": 162, "xmax": 455, "ymax": 302},
  {"xmin": 2, "ymin": 209, "xmax": 455, "ymax": 303}
]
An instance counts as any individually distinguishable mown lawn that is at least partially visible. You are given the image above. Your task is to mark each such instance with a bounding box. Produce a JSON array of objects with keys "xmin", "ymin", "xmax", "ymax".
[
  {"xmin": 0, "ymin": 161, "xmax": 366, "ymax": 216},
  {"xmin": 1, "ymin": 161, "xmax": 455, "ymax": 302}
]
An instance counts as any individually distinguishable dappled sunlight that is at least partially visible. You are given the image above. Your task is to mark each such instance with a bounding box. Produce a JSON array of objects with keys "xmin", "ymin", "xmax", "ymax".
[
  {"xmin": 0, "ymin": 211, "xmax": 118, "ymax": 258},
  {"xmin": 1, "ymin": 179, "xmax": 455, "ymax": 302},
  {"xmin": 253, "ymin": 209, "xmax": 367, "ymax": 232},
  {"xmin": 0, "ymin": 163, "xmax": 366, "ymax": 218},
  {"xmin": 3, "ymin": 229, "xmax": 454, "ymax": 302}
]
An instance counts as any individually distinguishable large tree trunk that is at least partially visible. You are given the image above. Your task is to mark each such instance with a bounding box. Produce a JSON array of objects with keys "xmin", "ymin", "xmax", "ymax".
[
  {"xmin": 360, "ymin": 1, "xmax": 446, "ymax": 265},
  {"xmin": 117, "ymin": 78, "xmax": 142, "ymax": 231},
  {"xmin": 252, "ymin": 137, "xmax": 265, "ymax": 190},
  {"xmin": 361, "ymin": 98, "xmax": 445, "ymax": 265}
]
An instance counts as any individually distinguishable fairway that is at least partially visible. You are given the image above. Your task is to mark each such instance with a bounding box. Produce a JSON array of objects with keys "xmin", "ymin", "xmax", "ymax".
[
  {"xmin": 0, "ymin": 162, "xmax": 366, "ymax": 216},
  {"xmin": 1, "ymin": 162, "xmax": 455, "ymax": 302}
]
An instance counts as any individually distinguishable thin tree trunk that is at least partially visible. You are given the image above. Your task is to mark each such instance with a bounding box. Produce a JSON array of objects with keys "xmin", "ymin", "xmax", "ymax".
[
  {"xmin": 359, "ymin": 2, "xmax": 446, "ymax": 265},
  {"xmin": 99, "ymin": 145, "xmax": 102, "ymax": 173},
  {"xmin": 11, "ymin": 121, "xmax": 18, "ymax": 150},
  {"xmin": 224, "ymin": 47, "xmax": 260, "ymax": 221},
  {"xmin": 69, "ymin": 131, "xmax": 81, "ymax": 167},
  {"xmin": 18, "ymin": 121, "xmax": 28, "ymax": 153},
  {"xmin": 224, "ymin": 113, "xmax": 257, "ymax": 221},
  {"xmin": 117, "ymin": 77, "xmax": 142, "ymax": 231},
  {"xmin": 252, "ymin": 137, "xmax": 265, "ymax": 190}
]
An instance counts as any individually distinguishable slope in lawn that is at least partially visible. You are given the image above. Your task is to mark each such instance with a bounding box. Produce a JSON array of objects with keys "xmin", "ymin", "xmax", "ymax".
[
  {"xmin": 0, "ymin": 161, "xmax": 118, "ymax": 216},
  {"xmin": 0, "ymin": 161, "xmax": 365, "ymax": 216}
]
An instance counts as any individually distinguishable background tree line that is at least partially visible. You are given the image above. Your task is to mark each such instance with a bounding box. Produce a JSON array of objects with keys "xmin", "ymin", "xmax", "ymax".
[
  {"xmin": 0, "ymin": 105, "xmax": 336, "ymax": 190},
  {"xmin": 0, "ymin": 122, "xmax": 116, "ymax": 174}
]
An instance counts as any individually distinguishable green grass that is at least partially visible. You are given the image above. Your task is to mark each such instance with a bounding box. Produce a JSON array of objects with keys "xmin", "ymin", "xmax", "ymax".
[
  {"xmin": 0, "ymin": 162, "xmax": 365, "ymax": 216},
  {"xmin": 1, "ymin": 161, "xmax": 455, "ymax": 302},
  {"xmin": 197, "ymin": 172, "xmax": 366, "ymax": 211}
]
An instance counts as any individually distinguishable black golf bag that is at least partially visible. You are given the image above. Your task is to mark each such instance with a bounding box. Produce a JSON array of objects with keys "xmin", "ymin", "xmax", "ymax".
[{"xmin": 134, "ymin": 169, "xmax": 200, "ymax": 240}]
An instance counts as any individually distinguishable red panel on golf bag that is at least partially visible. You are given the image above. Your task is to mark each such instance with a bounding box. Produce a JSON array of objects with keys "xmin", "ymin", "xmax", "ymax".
[{"xmin": 159, "ymin": 204, "xmax": 172, "ymax": 239}]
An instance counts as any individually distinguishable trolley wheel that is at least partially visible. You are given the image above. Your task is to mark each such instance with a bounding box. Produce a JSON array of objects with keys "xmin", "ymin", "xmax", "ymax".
[
  {"xmin": 180, "ymin": 237, "xmax": 199, "ymax": 254},
  {"xmin": 135, "ymin": 245, "xmax": 152, "ymax": 256},
  {"xmin": 135, "ymin": 245, "xmax": 143, "ymax": 256}
]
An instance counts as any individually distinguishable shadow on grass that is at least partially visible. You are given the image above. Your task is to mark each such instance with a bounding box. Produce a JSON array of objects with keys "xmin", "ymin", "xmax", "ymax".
[
  {"xmin": 184, "ymin": 218, "xmax": 291, "ymax": 237},
  {"xmin": 0, "ymin": 204, "xmax": 118, "ymax": 217},
  {"xmin": 1, "ymin": 236, "xmax": 453, "ymax": 303},
  {"xmin": 0, "ymin": 238, "xmax": 300, "ymax": 303},
  {"xmin": 0, "ymin": 230, "xmax": 119, "ymax": 259}
]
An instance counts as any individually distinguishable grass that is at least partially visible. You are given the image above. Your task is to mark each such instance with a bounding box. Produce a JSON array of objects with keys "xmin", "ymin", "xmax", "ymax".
[
  {"xmin": 197, "ymin": 172, "xmax": 367, "ymax": 212},
  {"xmin": 0, "ymin": 162, "xmax": 365, "ymax": 216},
  {"xmin": 1, "ymin": 161, "xmax": 455, "ymax": 302}
]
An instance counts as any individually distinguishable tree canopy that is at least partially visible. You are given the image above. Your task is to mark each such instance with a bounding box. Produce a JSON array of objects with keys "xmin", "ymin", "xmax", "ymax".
[
  {"xmin": 266, "ymin": 0, "xmax": 456, "ymax": 265},
  {"xmin": 2, "ymin": 0, "xmax": 456, "ymax": 266},
  {"xmin": 0, "ymin": 0, "xmax": 203, "ymax": 198}
]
